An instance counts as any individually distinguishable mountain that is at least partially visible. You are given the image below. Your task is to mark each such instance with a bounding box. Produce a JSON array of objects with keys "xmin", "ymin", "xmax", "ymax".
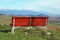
[
  {"xmin": 0, "ymin": 14, "xmax": 5, "ymax": 16},
  {"xmin": 0, "ymin": 10, "xmax": 60, "ymax": 17},
  {"xmin": 0, "ymin": 10, "xmax": 38, "ymax": 15},
  {"xmin": 0, "ymin": 10, "xmax": 48, "ymax": 17}
]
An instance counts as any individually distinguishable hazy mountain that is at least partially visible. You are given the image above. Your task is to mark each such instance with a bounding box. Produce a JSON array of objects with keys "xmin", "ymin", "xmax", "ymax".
[
  {"xmin": 0, "ymin": 14, "xmax": 5, "ymax": 16},
  {"xmin": 0, "ymin": 10, "xmax": 60, "ymax": 17}
]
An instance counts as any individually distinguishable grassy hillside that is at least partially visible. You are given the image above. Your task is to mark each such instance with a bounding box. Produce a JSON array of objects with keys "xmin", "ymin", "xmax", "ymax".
[
  {"xmin": 0, "ymin": 24, "xmax": 60, "ymax": 40},
  {"xmin": 0, "ymin": 14, "xmax": 11, "ymax": 25}
]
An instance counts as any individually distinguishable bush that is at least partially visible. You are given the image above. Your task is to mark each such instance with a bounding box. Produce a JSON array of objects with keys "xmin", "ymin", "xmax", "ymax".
[{"xmin": 0, "ymin": 24, "xmax": 11, "ymax": 29}]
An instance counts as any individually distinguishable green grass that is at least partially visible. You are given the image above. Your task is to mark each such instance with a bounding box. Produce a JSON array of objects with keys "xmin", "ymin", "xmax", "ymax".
[{"xmin": 0, "ymin": 24, "xmax": 60, "ymax": 40}]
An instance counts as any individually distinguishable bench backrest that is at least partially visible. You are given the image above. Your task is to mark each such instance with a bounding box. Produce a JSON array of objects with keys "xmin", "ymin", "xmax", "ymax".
[{"xmin": 12, "ymin": 16, "xmax": 48, "ymax": 27}]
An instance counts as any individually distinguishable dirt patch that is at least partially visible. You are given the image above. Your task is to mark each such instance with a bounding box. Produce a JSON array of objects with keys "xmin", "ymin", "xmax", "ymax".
[{"xmin": 48, "ymin": 26, "xmax": 57, "ymax": 31}]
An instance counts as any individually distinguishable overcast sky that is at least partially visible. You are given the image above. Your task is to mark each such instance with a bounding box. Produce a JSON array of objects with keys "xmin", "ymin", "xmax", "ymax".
[{"xmin": 0, "ymin": 0, "xmax": 60, "ymax": 14}]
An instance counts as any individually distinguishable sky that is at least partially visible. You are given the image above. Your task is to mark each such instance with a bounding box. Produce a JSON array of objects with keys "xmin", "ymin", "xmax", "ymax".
[{"xmin": 0, "ymin": 0, "xmax": 60, "ymax": 14}]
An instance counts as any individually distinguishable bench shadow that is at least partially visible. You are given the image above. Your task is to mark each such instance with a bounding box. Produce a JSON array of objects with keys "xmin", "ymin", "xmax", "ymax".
[{"xmin": 0, "ymin": 29, "xmax": 11, "ymax": 33}]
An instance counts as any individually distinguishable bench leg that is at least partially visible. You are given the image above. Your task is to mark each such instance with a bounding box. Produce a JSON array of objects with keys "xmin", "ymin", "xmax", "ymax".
[
  {"xmin": 38, "ymin": 26, "xmax": 47, "ymax": 32},
  {"xmin": 11, "ymin": 26, "xmax": 15, "ymax": 34},
  {"xmin": 42, "ymin": 27, "xmax": 47, "ymax": 32}
]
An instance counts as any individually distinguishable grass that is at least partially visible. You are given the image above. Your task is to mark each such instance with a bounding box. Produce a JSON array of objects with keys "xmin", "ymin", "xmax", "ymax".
[{"xmin": 0, "ymin": 23, "xmax": 60, "ymax": 40}]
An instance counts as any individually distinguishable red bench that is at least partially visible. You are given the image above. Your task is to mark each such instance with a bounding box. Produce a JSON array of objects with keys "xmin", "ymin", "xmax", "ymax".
[{"xmin": 11, "ymin": 16, "xmax": 48, "ymax": 33}]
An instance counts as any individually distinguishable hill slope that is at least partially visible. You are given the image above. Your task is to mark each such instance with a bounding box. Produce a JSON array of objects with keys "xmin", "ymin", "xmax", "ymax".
[{"xmin": 0, "ymin": 14, "xmax": 11, "ymax": 25}]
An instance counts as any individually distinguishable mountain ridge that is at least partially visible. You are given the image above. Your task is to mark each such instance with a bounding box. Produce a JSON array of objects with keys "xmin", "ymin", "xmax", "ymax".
[{"xmin": 0, "ymin": 10, "xmax": 60, "ymax": 17}]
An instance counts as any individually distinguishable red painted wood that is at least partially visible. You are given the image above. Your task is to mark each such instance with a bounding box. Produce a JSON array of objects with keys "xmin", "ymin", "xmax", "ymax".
[
  {"xmin": 32, "ymin": 17, "xmax": 48, "ymax": 26},
  {"xmin": 12, "ymin": 17, "xmax": 30, "ymax": 27},
  {"xmin": 12, "ymin": 16, "xmax": 48, "ymax": 27}
]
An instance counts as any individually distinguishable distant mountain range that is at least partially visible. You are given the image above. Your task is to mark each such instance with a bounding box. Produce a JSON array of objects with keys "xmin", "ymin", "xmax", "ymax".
[{"xmin": 0, "ymin": 10, "xmax": 60, "ymax": 17}]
